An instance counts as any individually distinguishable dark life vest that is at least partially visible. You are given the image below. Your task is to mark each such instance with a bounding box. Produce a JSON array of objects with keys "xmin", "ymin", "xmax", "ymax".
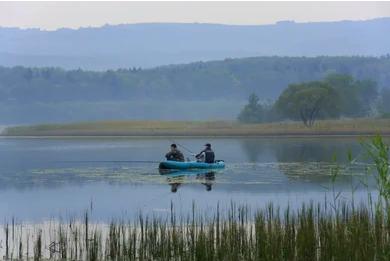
[{"xmin": 204, "ymin": 149, "xmax": 215, "ymax": 163}]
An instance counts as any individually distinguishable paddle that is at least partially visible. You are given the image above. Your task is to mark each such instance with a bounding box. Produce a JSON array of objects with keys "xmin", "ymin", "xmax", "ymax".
[{"xmin": 55, "ymin": 160, "xmax": 161, "ymax": 164}]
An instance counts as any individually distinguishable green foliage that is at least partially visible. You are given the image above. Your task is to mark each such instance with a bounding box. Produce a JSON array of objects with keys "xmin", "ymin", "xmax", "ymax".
[
  {"xmin": 5, "ymin": 203, "xmax": 390, "ymax": 260},
  {"xmin": 324, "ymin": 74, "xmax": 378, "ymax": 117},
  {"xmin": 363, "ymin": 135, "xmax": 390, "ymax": 206},
  {"xmin": 0, "ymin": 56, "xmax": 389, "ymax": 104},
  {"xmin": 382, "ymin": 113, "xmax": 390, "ymax": 119},
  {"xmin": 275, "ymin": 81, "xmax": 340, "ymax": 127},
  {"xmin": 237, "ymin": 94, "xmax": 268, "ymax": 123},
  {"xmin": 272, "ymin": 73, "xmax": 379, "ymax": 126},
  {"xmin": 0, "ymin": 56, "xmax": 387, "ymax": 123},
  {"xmin": 379, "ymin": 88, "xmax": 390, "ymax": 116}
]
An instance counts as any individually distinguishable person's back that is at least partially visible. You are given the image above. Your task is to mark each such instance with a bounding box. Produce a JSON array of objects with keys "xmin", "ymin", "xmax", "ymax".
[
  {"xmin": 204, "ymin": 147, "xmax": 215, "ymax": 163},
  {"xmin": 196, "ymin": 143, "xmax": 215, "ymax": 163},
  {"xmin": 165, "ymin": 144, "xmax": 185, "ymax": 162}
]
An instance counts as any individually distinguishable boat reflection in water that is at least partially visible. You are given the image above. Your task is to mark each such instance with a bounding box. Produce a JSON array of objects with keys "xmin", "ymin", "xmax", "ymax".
[{"xmin": 159, "ymin": 169, "xmax": 216, "ymax": 193}]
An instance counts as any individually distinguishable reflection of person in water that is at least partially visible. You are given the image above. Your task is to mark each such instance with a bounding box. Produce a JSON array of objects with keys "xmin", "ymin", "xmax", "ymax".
[
  {"xmin": 170, "ymin": 182, "xmax": 181, "ymax": 193},
  {"xmin": 163, "ymin": 171, "xmax": 216, "ymax": 193},
  {"xmin": 197, "ymin": 171, "xmax": 216, "ymax": 191},
  {"xmin": 167, "ymin": 175, "xmax": 184, "ymax": 193}
]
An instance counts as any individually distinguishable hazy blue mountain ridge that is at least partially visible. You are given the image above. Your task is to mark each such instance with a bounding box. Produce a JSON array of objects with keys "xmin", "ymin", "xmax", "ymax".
[{"xmin": 1, "ymin": 18, "xmax": 389, "ymax": 69}]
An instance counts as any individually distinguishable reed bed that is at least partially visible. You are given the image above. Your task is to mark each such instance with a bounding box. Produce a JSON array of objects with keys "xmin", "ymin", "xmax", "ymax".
[
  {"xmin": 3, "ymin": 118, "xmax": 390, "ymax": 136},
  {"xmin": 2, "ymin": 201, "xmax": 390, "ymax": 261}
]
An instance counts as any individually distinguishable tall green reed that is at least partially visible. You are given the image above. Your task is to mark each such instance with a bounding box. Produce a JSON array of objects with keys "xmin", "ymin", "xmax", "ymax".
[
  {"xmin": 2, "ymin": 201, "xmax": 389, "ymax": 261},
  {"xmin": 362, "ymin": 135, "xmax": 390, "ymax": 207}
]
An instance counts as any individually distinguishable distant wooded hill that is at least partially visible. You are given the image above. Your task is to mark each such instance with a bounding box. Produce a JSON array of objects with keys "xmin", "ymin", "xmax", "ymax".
[
  {"xmin": 0, "ymin": 56, "xmax": 389, "ymax": 123},
  {"xmin": 1, "ymin": 56, "xmax": 389, "ymax": 102},
  {"xmin": 1, "ymin": 18, "xmax": 390, "ymax": 70}
]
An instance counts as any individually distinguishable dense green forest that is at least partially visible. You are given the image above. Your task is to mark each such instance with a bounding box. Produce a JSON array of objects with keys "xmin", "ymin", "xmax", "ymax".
[
  {"xmin": 1, "ymin": 56, "xmax": 390, "ymax": 102},
  {"xmin": 0, "ymin": 56, "xmax": 389, "ymax": 123}
]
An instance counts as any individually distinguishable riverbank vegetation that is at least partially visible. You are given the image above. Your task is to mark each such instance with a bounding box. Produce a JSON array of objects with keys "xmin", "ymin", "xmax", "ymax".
[
  {"xmin": 3, "ymin": 118, "xmax": 390, "ymax": 136},
  {"xmin": 238, "ymin": 74, "xmax": 388, "ymax": 126},
  {"xmin": 2, "ymin": 202, "xmax": 390, "ymax": 261}
]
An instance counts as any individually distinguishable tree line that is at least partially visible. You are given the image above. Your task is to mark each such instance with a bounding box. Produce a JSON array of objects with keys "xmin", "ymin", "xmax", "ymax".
[
  {"xmin": 0, "ymin": 56, "xmax": 390, "ymax": 103},
  {"xmin": 238, "ymin": 74, "xmax": 387, "ymax": 126}
]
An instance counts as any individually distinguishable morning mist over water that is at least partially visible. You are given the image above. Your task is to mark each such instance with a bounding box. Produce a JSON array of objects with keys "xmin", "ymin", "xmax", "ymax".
[{"xmin": 1, "ymin": 2, "xmax": 390, "ymax": 260}]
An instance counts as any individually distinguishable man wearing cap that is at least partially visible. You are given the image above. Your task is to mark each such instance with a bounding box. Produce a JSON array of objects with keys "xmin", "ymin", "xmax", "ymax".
[
  {"xmin": 165, "ymin": 144, "xmax": 185, "ymax": 162},
  {"xmin": 195, "ymin": 143, "xmax": 215, "ymax": 163}
]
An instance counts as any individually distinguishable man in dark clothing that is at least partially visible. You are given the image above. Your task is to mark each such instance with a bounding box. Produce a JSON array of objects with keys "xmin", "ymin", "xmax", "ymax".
[
  {"xmin": 195, "ymin": 143, "xmax": 215, "ymax": 163},
  {"xmin": 165, "ymin": 144, "xmax": 185, "ymax": 162}
]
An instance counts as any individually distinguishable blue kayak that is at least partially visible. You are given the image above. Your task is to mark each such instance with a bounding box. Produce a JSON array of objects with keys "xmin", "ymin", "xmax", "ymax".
[
  {"xmin": 159, "ymin": 168, "xmax": 219, "ymax": 176},
  {"xmin": 159, "ymin": 167, "xmax": 223, "ymax": 176},
  {"xmin": 159, "ymin": 160, "xmax": 225, "ymax": 170}
]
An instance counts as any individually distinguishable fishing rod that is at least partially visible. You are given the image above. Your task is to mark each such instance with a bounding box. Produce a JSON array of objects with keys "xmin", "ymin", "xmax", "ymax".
[
  {"xmin": 56, "ymin": 141, "xmax": 197, "ymax": 164},
  {"xmin": 55, "ymin": 160, "xmax": 161, "ymax": 164},
  {"xmin": 169, "ymin": 139, "xmax": 196, "ymax": 155}
]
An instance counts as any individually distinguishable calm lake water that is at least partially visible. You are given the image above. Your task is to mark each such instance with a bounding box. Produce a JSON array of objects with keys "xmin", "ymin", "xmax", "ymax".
[{"xmin": 0, "ymin": 137, "xmax": 381, "ymax": 223}]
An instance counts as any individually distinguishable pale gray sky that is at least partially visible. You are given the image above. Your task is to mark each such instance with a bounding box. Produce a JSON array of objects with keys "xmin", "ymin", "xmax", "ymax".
[{"xmin": 0, "ymin": 1, "xmax": 390, "ymax": 30}]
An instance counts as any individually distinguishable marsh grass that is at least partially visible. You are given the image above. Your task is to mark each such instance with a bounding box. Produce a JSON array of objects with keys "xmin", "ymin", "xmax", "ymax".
[
  {"xmin": 362, "ymin": 135, "xmax": 390, "ymax": 206},
  {"xmin": 4, "ymin": 118, "xmax": 390, "ymax": 136},
  {"xmin": 2, "ymin": 201, "xmax": 390, "ymax": 261}
]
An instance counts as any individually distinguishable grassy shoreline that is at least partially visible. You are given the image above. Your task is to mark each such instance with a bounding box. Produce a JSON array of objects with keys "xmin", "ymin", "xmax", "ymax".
[{"xmin": 2, "ymin": 118, "xmax": 390, "ymax": 137}]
